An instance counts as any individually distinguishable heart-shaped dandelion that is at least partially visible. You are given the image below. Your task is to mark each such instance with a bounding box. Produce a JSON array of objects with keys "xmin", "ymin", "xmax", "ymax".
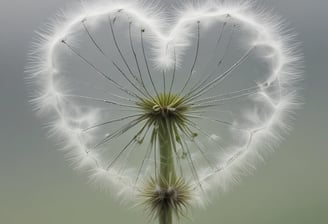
[{"xmin": 26, "ymin": 0, "xmax": 302, "ymax": 223}]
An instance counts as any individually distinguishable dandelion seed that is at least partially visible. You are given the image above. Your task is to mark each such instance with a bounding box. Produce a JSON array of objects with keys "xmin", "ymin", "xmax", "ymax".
[{"xmin": 26, "ymin": 0, "xmax": 302, "ymax": 223}]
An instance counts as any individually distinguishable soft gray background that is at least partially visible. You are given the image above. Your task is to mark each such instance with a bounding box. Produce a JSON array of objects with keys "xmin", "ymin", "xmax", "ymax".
[{"xmin": 1, "ymin": 0, "xmax": 327, "ymax": 223}]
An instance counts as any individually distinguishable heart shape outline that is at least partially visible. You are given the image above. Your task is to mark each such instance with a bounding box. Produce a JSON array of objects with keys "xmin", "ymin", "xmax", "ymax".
[{"xmin": 27, "ymin": 0, "xmax": 301, "ymax": 203}]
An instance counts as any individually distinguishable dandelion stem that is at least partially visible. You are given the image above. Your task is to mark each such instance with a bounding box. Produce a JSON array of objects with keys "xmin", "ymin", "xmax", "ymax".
[{"xmin": 158, "ymin": 119, "xmax": 176, "ymax": 224}]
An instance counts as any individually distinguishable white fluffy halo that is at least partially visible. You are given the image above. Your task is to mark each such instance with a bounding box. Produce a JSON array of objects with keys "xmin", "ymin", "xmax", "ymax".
[{"xmin": 26, "ymin": 0, "xmax": 302, "ymax": 205}]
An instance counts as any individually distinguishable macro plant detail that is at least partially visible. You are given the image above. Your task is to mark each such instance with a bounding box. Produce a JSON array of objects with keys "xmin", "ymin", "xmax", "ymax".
[{"xmin": 26, "ymin": 0, "xmax": 302, "ymax": 223}]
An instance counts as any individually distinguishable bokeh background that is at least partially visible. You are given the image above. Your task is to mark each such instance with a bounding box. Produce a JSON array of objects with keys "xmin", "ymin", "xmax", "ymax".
[{"xmin": 1, "ymin": 0, "xmax": 327, "ymax": 223}]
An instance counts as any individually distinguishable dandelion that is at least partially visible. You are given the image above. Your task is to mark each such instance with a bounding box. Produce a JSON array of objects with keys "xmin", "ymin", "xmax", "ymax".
[{"xmin": 26, "ymin": 0, "xmax": 302, "ymax": 223}]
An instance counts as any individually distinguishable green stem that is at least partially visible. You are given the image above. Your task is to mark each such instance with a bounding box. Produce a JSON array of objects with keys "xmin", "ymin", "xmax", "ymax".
[
  {"xmin": 158, "ymin": 118, "xmax": 176, "ymax": 224},
  {"xmin": 159, "ymin": 208, "xmax": 172, "ymax": 224}
]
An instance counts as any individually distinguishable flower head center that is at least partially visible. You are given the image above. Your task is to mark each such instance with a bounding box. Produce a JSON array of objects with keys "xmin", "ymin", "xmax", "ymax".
[{"xmin": 138, "ymin": 93, "xmax": 188, "ymax": 121}]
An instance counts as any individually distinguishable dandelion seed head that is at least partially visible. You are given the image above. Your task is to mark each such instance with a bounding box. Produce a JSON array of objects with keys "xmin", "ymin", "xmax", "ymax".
[
  {"xmin": 142, "ymin": 177, "xmax": 192, "ymax": 219},
  {"xmin": 26, "ymin": 0, "xmax": 302, "ymax": 209}
]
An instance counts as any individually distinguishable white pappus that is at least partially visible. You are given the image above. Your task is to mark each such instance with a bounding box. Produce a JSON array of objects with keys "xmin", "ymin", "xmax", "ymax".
[{"xmin": 26, "ymin": 0, "xmax": 302, "ymax": 217}]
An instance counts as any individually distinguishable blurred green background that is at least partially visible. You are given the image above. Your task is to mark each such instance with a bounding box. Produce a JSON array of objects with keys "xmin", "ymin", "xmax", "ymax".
[{"xmin": 1, "ymin": 0, "xmax": 327, "ymax": 223}]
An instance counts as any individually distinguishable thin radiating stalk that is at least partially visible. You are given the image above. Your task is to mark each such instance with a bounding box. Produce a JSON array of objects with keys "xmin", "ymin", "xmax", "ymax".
[
  {"xmin": 81, "ymin": 20, "xmax": 147, "ymax": 99},
  {"xmin": 184, "ymin": 19, "xmax": 231, "ymax": 98},
  {"xmin": 179, "ymin": 21, "xmax": 201, "ymax": 95},
  {"xmin": 169, "ymin": 48, "xmax": 177, "ymax": 95},
  {"xmin": 61, "ymin": 40, "xmax": 140, "ymax": 99},
  {"xmin": 183, "ymin": 46, "xmax": 255, "ymax": 104},
  {"xmin": 140, "ymin": 28, "xmax": 160, "ymax": 98},
  {"xmin": 128, "ymin": 21, "xmax": 153, "ymax": 98},
  {"xmin": 82, "ymin": 20, "xmax": 107, "ymax": 56},
  {"xmin": 108, "ymin": 16, "xmax": 149, "ymax": 98}
]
